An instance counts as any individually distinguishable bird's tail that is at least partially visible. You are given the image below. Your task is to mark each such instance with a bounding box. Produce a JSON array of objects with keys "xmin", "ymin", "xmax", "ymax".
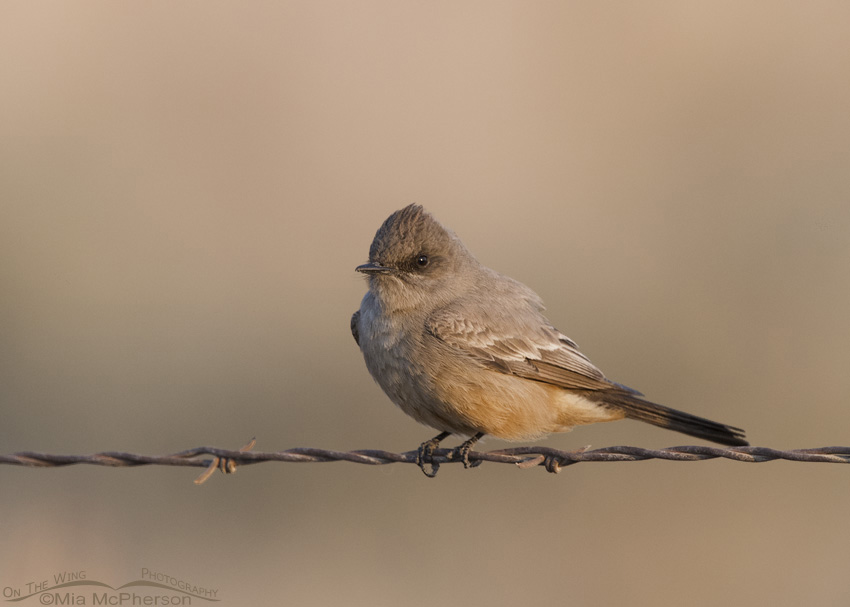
[{"xmin": 594, "ymin": 390, "xmax": 748, "ymax": 446}]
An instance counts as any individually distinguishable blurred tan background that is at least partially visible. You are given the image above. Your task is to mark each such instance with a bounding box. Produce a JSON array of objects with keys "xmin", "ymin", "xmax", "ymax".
[{"xmin": 2, "ymin": 2, "xmax": 849, "ymax": 605}]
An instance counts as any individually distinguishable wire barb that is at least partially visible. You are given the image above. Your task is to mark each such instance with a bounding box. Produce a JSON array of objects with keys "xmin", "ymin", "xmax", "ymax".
[
  {"xmin": 193, "ymin": 437, "xmax": 257, "ymax": 484},
  {"xmin": 2, "ymin": 443, "xmax": 850, "ymax": 482}
]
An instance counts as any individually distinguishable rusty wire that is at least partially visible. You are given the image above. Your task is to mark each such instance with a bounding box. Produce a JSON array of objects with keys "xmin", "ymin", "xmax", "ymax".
[{"xmin": 1, "ymin": 442, "xmax": 849, "ymax": 482}]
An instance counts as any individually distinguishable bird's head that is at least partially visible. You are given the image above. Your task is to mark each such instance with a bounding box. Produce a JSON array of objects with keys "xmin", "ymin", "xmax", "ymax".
[{"xmin": 356, "ymin": 204, "xmax": 477, "ymax": 311}]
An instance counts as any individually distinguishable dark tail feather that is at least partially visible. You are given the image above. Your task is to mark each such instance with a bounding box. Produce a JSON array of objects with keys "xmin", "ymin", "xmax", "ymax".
[{"xmin": 594, "ymin": 390, "xmax": 748, "ymax": 446}]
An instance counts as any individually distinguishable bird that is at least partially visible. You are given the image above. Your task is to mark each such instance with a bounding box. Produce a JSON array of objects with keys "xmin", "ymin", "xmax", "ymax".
[{"xmin": 351, "ymin": 204, "xmax": 747, "ymax": 476}]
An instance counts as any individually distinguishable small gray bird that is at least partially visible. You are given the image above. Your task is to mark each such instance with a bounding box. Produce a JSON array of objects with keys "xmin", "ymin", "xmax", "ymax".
[{"xmin": 352, "ymin": 204, "xmax": 747, "ymax": 476}]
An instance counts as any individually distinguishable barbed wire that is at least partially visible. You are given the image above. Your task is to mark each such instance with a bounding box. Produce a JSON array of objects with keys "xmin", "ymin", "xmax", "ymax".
[{"xmin": 2, "ymin": 441, "xmax": 848, "ymax": 482}]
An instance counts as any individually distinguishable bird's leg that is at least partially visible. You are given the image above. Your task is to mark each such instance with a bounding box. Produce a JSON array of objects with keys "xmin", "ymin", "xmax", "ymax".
[
  {"xmin": 453, "ymin": 432, "xmax": 485, "ymax": 469},
  {"xmin": 417, "ymin": 431, "xmax": 451, "ymax": 478}
]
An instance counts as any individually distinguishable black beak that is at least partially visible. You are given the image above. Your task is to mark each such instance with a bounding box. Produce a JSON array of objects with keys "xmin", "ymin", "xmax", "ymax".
[{"xmin": 356, "ymin": 262, "xmax": 393, "ymax": 274}]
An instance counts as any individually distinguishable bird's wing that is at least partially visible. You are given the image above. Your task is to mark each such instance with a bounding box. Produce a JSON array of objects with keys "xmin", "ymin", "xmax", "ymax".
[
  {"xmin": 426, "ymin": 300, "xmax": 748, "ymax": 447},
  {"xmin": 350, "ymin": 310, "xmax": 361, "ymax": 346},
  {"xmin": 426, "ymin": 302, "xmax": 637, "ymax": 394}
]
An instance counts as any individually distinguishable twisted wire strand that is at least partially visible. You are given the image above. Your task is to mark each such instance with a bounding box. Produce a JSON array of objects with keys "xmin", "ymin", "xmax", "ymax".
[{"xmin": 2, "ymin": 444, "xmax": 849, "ymax": 481}]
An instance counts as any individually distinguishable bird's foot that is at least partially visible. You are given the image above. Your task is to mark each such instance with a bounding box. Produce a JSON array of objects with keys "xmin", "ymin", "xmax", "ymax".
[
  {"xmin": 452, "ymin": 432, "xmax": 485, "ymax": 469},
  {"xmin": 417, "ymin": 431, "xmax": 450, "ymax": 478}
]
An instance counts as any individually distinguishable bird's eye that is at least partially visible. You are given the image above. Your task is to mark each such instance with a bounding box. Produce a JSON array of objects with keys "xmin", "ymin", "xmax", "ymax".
[{"xmin": 416, "ymin": 254, "xmax": 429, "ymax": 268}]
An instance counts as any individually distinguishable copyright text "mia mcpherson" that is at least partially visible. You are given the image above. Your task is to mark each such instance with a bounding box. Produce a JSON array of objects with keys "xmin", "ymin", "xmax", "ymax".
[{"xmin": 3, "ymin": 567, "xmax": 220, "ymax": 605}]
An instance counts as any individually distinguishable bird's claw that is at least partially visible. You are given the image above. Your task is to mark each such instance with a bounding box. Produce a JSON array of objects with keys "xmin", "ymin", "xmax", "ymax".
[
  {"xmin": 415, "ymin": 431, "xmax": 481, "ymax": 476},
  {"xmin": 417, "ymin": 438, "xmax": 442, "ymax": 478},
  {"xmin": 454, "ymin": 439, "xmax": 482, "ymax": 469}
]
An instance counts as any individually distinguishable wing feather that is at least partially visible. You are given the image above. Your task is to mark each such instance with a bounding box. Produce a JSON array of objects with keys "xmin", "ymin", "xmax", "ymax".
[
  {"xmin": 426, "ymin": 303, "xmax": 629, "ymax": 393},
  {"xmin": 351, "ymin": 310, "xmax": 361, "ymax": 346},
  {"xmin": 424, "ymin": 298, "xmax": 745, "ymax": 446}
]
